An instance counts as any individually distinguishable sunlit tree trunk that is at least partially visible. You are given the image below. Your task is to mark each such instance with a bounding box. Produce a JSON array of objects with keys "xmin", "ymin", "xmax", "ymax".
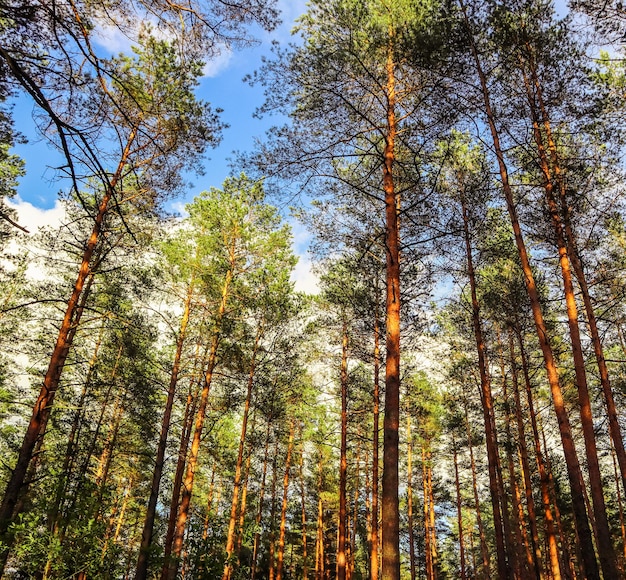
[
  {"xmin": 452, "ymin": 433, "xmax": 467, "ymax": 580},
  {"xmin": 520, "ymin": 62, "xmax": 618, "ymax": 579},
  {"xmin": 371, "ymin": 294, "xmax": 381, "ymax": 580},
  {"xmin": 223, "ymin": 324, "xmax": 263, "ymax": 580},
  {"xmin": 338, "ymin": 320, "xmax": 349, "ymax": 580},
  {"xmin": 515, "ymin": 326, "xmax": 562, "ymax": 580},
  {"xmin": 381, "ymin": 28, "xmax": 401, "ymax": 580},
  {"xmin": 508, "ymin": 330, "xmax": 543, "ymax": 580},
  {"xmin": 135, "ymin": 279, "xmax": 194, "ymax": 580},
  {"xmin": 276, "ymin": 419, "xmax": 295, "ymax": 580},
  {"xmin": 458, "ymin": 3, "xmax": 599, "ymax": 576},
  {"xmin": 251, "ymin": 419, "xmax": 273, "ymax": 580},
  {"xmin": 0, "ymin": 128, "xmax": 138, "ymax": 563},
  {"xmin": 163, "ymin": 267, "xmax": 233, "ymax": 580}
]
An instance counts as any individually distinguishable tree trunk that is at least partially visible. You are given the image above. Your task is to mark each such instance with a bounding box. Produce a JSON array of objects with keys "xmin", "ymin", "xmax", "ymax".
[
  {"xmin": 520, "ymin": 62, "xmax": 618, "ymax": 579},
  {"xmin": 276, "ymin": 419, "xmax": 295, "ymax": 580},
  {"xmin": 407, "ymin": 416, "xmax": 416, "ymax": 580},
  {"xmin": 337, "ymin": 320, "xmax": 349, "ymax": 580},
  {"xmin": 452, "ymin": 433, "xmax": 467, "ymax": 580},
  {"xmin": 300, "ymin": 438, "xmax": 309, "ymax": 580},
  {"xmin": 163, "ymin": 267, "xmax": 232, "ymax": 580},
  {"xmin": 223, "ymin": 324, "xmax": 263, "ymax": 580},
  {"xmin": 382, "ymin": 35, "xmax": 401, "ymax": 580},
  {"xmin": 251, "ymin": 419, "xmax": 273, "ymax": 580},
  {"xmin": 459, "ymin": 190, "xmax": 509, "ymax": 578},
  {"xmin": 315, "ymin": 454, "xmax": 325, "ymax": 580},
  {"xmin": 371, "ymin": 293, "xmax": 381, "ymax": 580},
  {"xmin": 463, "ymin": 398, "xmax": 491, "ymax": 579},
  {"xmin": 516, "ymin": 326, "xmax": 563, "ymax": 580},
  {"xmin": 0, "ymin": 128, "xmax": 137, "ymax": 560},
  {"xmin": 135, "ymin": 279, "xmax": 194, "ymax": 580},
  {"xmin": 508, "ymin": 330, "xmax": 543, "ymax": 580},
  {"xmin": 458, "ymin": 4, "xmax": 599, "ymax": 576},
  {"xmin": 161, "ymin": 358, "xmax": 203, "ymax": 573}
]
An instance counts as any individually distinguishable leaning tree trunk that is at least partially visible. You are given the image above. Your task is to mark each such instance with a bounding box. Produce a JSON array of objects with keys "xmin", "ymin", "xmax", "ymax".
[
  {"xmin": 162, "ymin": 266, "xmax": 233, "ymax": 580},
  {"xmin": 0, "ymin": 127, "xmax": 137, "ymax": 565},
  {"xmin": 520, "ymin": 62, "xmax": 618, "ymax": 579},
  {"xmin": 458, "ymin": 4, "xmax": 599, "ymax": 576},
  {"xmin": 135, "ymin": 278, "xmax": 194, "ymax": 580}
]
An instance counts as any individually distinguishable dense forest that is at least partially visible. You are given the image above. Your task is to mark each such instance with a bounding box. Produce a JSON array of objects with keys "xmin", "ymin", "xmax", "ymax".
[{"xmin": 1, "ymin": 0, "xmax": 626, "ymax": 579}]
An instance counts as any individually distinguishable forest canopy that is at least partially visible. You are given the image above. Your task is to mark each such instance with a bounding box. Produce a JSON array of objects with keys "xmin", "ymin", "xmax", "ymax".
[{"xmin": 2, "ymin": 0, "xmax": 626, "ymax": 579}]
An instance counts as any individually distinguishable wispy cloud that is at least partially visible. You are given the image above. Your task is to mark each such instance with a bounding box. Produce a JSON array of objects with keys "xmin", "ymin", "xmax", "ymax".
[{"xmin": 202, "ymin": 46, "xmax": 234, "ymax": 78}]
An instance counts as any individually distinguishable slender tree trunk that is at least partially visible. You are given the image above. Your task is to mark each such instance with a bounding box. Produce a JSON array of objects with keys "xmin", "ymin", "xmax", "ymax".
[
  {"xmin": 463, "ymin": 398, "xmax": 490, "ymax": 579},
  {"xmin": 251, "ymin": 419, "xmax": 273, "ymax": 580},
  {"xmin": 236, "ymin": 433, "xmax": 254, "ymax": 555},
  {"xmin": 371, "ymin": 295, "xmax": 381, "ymax": 580},
  {"xmin": 423, "ymin": 446, "xmax": 433, "ymax": 580},
  {"xmin": 162, "ymin": 358, "xmax": 203, "ymax": 572},
  {"xmin": 382, "ymin": 29, "xmax": 401, "ymax": 580},
  {"xmin": 508, "ymin": 330, "xmax": 543, "ymax": 580},
  {"xmin": 407, "ymin": 416, "xmax": 416, "ymax": 580},
  {"xmin": 459, "ymin": 190, "xmax": 509, "ymax": 578},
  {"xmin": 268, "ymin": 434, "xmax": 281, "ymax": 580},
  {"xmin": 276, "ymin": 420, "xmax": 295, "ymax": 580},
  {"xmin": 300, "ymin": 439, "xmax": 309, "ymax": 580},
  {"xmin": 163, "ymin": 267, "xmax": 232, "ymax": 580},
  {"xmin": 452, "ymin": 433, "xmax": 467, "ymax": 580},
  {"xmin": 223, "ymin": 324, "xmax": 263, "ymax": 580},
  {"xmin": 0, "ymin": 128, "xmax": 137, "ymax": 560},
  {"xmin": 135, "ymin": 279, "xmax": 194, "ymax": 580},
  {"xmin": 315, "ymin": 454, "xmax": 325, "ymax": 580},
  {"xmin": 458, "ymin": 4, "xmax": 599, "ymax": 576},
  {"xmin": 338, "ymin": 320, "xmax": 349, "ymax": 580},
  {"xmin": 520, "ymin": 63, "xmax": 618, "ymax": 579},
  {"xmin": 516, "ymin": 326, "xmax": 563, "ymax": 580},
  {"xmin": 349, "ymin": 433, "xmax": 361, "ymax": 580}
]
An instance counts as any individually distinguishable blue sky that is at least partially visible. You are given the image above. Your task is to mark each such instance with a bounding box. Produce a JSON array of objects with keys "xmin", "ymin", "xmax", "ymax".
[{"xmin": 10, "ymin": 0, "xmax": 307, "ymax": 211}]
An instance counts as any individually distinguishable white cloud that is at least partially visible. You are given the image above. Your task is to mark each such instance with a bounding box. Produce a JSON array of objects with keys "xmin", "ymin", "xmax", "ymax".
[
  {"xmin": 93, "ymin": 24, "xmax": 135, "ymax": 55},
  {"xmin": 7, "ymin": 196, "xmax": 66, "ymax": 234},
  {"xmin": 202, "ymin": 46, "xmax": 234, "ymax": 78},
  {"xmin": 288, "ymin": 217, "xmax": 319, "ymax": 294},
  {"xmin": 6, "ymin": 197, "xmax": 67, "ymax": 281},
  {"xmin": 292, "ymin": 252, "xmax": 319, "ymax": 294}
]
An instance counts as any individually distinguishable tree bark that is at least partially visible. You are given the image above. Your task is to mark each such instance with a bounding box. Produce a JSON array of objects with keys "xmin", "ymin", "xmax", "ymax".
[
  {"xmin": 452, "ymin": 433, "xmax": 467, "ymax": 580},
  {"xmin": 459, "ymin": 189, "xmax": 509, "ymax": 578},
  {"xmin": 163, "ymin": 267, "xmax": 232, "ymax": 580},
  {"xmin": 337, "ymin": 320, "xmax": 349, "ymax": 580},
  {"xmin": 276, "ymin": 419, "xmax": 295, "ymax": 580},
  {"xmin": 382, "ymin": 32, "xmax": 401, "ymax": 580},
  {"xmin": 135, "ymin": 279, "xmax": 194, "ymax": 580},
  {"xmin": 0, "ymin": 127, "xmax": 137, "ymax": 559},
  {"xmin": 520, "ymin": 61, "xmax": 618, "ymax": 579},
  {"xmin": 458, "ymin": 4, "xmax": 599, "ymax": 576},
  {"xmin": 223, "ymin": 324, "xmax": 263, "ymax": 580}
]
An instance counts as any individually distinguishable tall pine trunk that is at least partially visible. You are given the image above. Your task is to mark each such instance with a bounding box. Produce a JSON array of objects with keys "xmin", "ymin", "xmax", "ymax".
[
  {"xmin": 459, "ymin": 190, "xmax": 508, "ymax": 577},
  {"xmin": 458, "ymin": 4, "xmax": 599, "ymax": 575},
  {"xmin": 381, "ymin": 31, "xmax": 401, "ymax": 580},
  {"xmin": 337, "ymin": 320, "xmax": 349, "ymax": 580},
  {"xmin": 0, "ymin": 128, "xmax": 137, "ymax": 562},
  {"xmin": 223, "ymin": 324, "xmax": 263, "ymax": 580},
  {"xmin": 135, "ymin": 279, "xmax": 194, "ymax": 580},
  {"xmin": 520, "ymin": 62, "xmax": 618, "ymax": 579}
]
